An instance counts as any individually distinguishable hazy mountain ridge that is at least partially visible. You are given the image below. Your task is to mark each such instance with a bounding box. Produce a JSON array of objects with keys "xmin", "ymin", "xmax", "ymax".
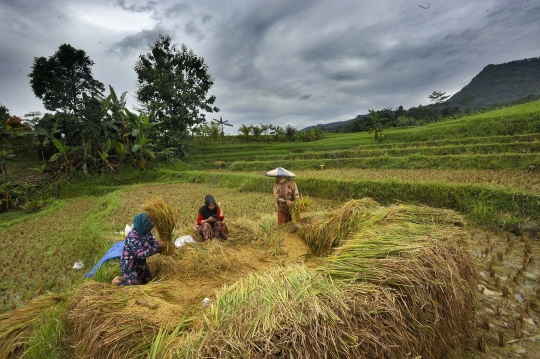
[{"xmin": 304, "ymin": 56, "xmax": 540, "ymax": 131}]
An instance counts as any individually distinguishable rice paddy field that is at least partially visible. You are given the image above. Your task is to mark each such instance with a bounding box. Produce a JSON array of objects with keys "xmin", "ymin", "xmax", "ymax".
[{"xmin": 1, "ymin": 100, "xmax": 540, "ymax": 358}]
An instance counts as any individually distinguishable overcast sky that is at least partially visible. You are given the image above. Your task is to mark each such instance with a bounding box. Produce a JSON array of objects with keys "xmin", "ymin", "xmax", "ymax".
[{"xmin": 1, "ymin": 0, "xmax": 539, "ymax": 132}]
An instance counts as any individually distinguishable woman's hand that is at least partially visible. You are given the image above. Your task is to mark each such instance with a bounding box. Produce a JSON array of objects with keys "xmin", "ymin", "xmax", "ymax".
[
  {"xmin": 206, "ymin": 216, "xmax": 217, "ymax": 223},
  {"xmin": 158, "ymin": 240, "xmax": 167, "ymax": 249},
  {"xmin": 217, "ymin": 202, "xmax": 222, "ymax": 208}
]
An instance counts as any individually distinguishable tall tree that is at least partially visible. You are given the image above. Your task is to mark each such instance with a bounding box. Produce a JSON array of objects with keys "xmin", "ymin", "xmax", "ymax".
[
  {"xmin": 29, "ymin": 44, "xmax": 105, "ymax": 115},
  {"xmin": 135, "ymin": 35, "xmax": 219, "ymax": 151},
  {"xmin": 428, "ymin": 91, "xmax": 450, "ymax": 104},
  {"xmin": 29, "ymin": 44, "xmax": 105, "ymax": 173}
]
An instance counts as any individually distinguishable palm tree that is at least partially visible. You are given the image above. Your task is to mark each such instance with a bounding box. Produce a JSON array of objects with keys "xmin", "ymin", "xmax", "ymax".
[
  {"xmin": 238, "ymin": 124, "xmax": 252, "ymax": 142},
  {"xmin": 251, "ymin": 125, "xmax": 262, "ymax": 143},
  {"xmin": 368, "ymin": 109, "xmax": 383, "ymax": 142},
  {"xmin": 271, "ymin": 125, "xmax": 285, "ymax": 141},
  {"xmin": 285, "ymin": 124, "xmax": 296, "ymax": 142},
  {"xmin": 209, "ymin": 123, "xmax": 220, "ymax": 144},
  {"xmin": 212, "ymin": 116, "xmax": 233, "ymax": 141}
]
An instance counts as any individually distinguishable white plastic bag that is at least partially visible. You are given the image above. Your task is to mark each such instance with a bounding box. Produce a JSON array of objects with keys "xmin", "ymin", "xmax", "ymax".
[
  {"xmin": 124, "ymin": 224, "xmax": 132, "ymax": 237},
  {"xmin": 175, "ymin": 235, "xmax": 197, "ymax": 248},
  {"xmin": 202, "ymin": 297, "xmax": 212, "ymax": 307},
  {"xmin": 73, "ymin": 260, "xmax": 84, "ymax": 269}
]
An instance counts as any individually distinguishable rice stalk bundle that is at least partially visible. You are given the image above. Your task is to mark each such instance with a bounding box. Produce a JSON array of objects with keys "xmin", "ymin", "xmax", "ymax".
[
  {"xmin": 142, "ymin": 197, "xmax": 179, "ymax": 255},
  {"xmin": 289, "ymin": 195, "xmax": 311, "ymax": 223},
  {"xmin": 176, "ymin": 241, "xmax": 245, "ymax": 278},
  {"xmin": 0, "ymin": 294, "xmax": 64, "ymax": 359},
  {"xmin": 67, "ymin": 281, "xmax": 176, "ymax": 359},
  {"xmin": 300, "ymin": 198, "xmax": 382, "ymax": 256},
  {"xmin": 199, "ymin": 265, "xmax": 359, "ymax": 358},
  {"xmin": 382, "ymin": 203, "xmax": 466, "ymax": 226},
  {"xmin": 325, "ymin": 223, "xmax": 477, "ymax": 358},
  {"xmin": 226, "ymin": 217, "xmax": 262, "ymax": 242}
]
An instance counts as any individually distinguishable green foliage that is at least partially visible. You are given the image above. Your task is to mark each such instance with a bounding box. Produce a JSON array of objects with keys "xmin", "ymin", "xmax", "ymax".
[
  {"xmin": 135, "ymin": 35, "xmax": 219, "ymax": 151},
  {"xmin": 29, "ymin": 44, "xmax": 105, "ymax": 114}
]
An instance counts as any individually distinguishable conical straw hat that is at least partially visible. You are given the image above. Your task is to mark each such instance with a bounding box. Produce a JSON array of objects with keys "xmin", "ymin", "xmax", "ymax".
[{"xmin": 265, "ymin": 167, "xmax": 296, "ymax": 178}]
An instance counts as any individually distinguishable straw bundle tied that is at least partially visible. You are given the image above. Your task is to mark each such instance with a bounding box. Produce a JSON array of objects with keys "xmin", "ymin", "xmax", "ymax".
[
  {"xmin": 300, "ymin": 198, "xmax": 381, "ymax": 256},
  {"xmin": 325, "ymin": 224, "xmax": 477, "ymax": 358},
  {"xmin": 301, "ymin": 198, "xmax": 465, "ymax": 256},
  {"xmin": 199, "ymin": 265, "xmax": 359, "ymax": 358},
  {"xmin": 142, "ymin": 197, "xmax": 179, "ymax": 255},
  {"xmin": 67, "ymin": 281, "xmax": 182, "ymax": 359},
  {"xmin": 0, "ymin": 294, "xmax": 64, "ymax": 359}
]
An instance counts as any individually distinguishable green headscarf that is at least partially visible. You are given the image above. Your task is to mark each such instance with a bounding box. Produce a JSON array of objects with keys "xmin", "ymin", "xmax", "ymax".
[{"xmin": 133, "ymin": 212, "xmax": 154, "ymax": 236}]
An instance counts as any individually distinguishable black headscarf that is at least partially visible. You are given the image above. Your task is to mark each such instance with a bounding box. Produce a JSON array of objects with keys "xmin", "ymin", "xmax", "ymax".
[{"xmin": 199, "ymin": 194, "xmax": 218, "ymax": 226}]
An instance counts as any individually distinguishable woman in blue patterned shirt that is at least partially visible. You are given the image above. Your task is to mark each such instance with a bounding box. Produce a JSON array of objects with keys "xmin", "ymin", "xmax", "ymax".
[{"xmin": 112, "ymin": 212, "xmax": 166, "ymax": 286}]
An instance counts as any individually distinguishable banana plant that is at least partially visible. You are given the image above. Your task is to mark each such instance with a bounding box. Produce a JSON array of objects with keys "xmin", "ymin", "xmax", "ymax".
[
  {"xmin": 124, "ymin": 109, "xmax": 156, "ymax": 170},
  {"xmin": 49, "ymin": 137, "xmax": 71, "ymax": 174},
  {"xmin": 0, "ymin": 149, "xmax": 15, "ymax": 182}
]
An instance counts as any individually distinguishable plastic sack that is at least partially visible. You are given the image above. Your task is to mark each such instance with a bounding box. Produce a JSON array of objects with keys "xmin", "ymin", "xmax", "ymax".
[
  {"xmin": 202, "ymin": 297, "xmax": 212, "ymax": 307},
  {"xmin": 124, "ymin": 224, "xmax": 132, "ymax": 237},
  {"xmin": 175, "ymin": 235, "xmax": 197, "ymax": 248},
  {"xmin": 73, "ymin": 260, "xmax": 84, "ymax": 269}
]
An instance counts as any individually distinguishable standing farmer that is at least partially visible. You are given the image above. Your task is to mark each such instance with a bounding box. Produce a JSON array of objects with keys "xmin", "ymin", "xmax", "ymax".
[{"xmin": 266, "ymin": 167, "xmax": 300, "ymax": 224}]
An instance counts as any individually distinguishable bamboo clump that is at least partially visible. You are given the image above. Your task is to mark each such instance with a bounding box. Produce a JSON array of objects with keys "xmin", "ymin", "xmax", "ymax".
[{"xmin": 142, "ymin": 197, "xmax": 179, "ymax": 255}]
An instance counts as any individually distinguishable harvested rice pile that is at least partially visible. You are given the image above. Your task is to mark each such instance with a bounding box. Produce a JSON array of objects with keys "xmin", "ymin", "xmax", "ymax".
[{"xmin": 0, "ymin": 199, "xmax": 477, "ymax": 359}]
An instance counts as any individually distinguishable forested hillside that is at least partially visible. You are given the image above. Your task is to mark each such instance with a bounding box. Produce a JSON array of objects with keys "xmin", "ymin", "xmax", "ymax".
[{"xmin": 447, "ymin": 56, "xmax": 540, "ymax": 109}]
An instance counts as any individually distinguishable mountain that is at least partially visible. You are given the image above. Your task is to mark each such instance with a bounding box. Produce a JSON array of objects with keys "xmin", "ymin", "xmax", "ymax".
[
  {"xmin": 302, "ymin": 114, "xmax": 369, "ymax": 131},
  {"xmin": 303, "ymin": 56, "xmax": 540, "ymax": 131},
  {"xmin": 446, "ymin": 56, "xmax": 540, "ymax": 108}
]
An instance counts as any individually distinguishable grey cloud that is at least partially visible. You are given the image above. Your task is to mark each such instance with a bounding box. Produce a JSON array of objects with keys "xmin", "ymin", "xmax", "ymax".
[
  {"xmin": 108, "ymin": 27, "xmax": 170, "ymax": 57},
  {"xmin": 116, "ymin": 0, "xmax": 157, "ymax": 13},
  {"xmin": 201, "ymin": 14, "xmax": 213, "ymax": 24},
  {"xmin": 164, "ymin": 2, "xmax": 191, "ymax": 18},
  {"xmin": 184, "ymin": 20, "xmax": 205, "ymax": 41},
  {"xmin": 299, "ymin": 94, "xmax": 312, "ymax": 100}
]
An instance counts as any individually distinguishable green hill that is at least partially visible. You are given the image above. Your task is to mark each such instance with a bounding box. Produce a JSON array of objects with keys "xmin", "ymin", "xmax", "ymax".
[{"xmin": 447, "ymin": 56, "xmax": 540, "ymax": 109}]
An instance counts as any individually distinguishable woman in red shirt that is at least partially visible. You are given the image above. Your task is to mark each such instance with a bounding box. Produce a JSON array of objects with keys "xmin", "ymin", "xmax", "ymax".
[{"xmin": 195, "ymin": 194, "xmax": 231, "ymax": 241}]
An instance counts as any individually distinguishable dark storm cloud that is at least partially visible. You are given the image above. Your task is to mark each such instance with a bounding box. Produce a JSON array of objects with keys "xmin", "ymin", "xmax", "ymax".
[
  {"xmin": 209, "ymin": 0, "xmax": 314, "ymax": 84},
  {"xmin": 116, "ymin": 0, "xmax": 157, "ymax": 13},
  {"xmin": 109, "ymin": 27, "xmax": 170, "ymax": 56},
  {"xmin": 1, "ymin": 0, "xmax": 539, "ymax": 130}
]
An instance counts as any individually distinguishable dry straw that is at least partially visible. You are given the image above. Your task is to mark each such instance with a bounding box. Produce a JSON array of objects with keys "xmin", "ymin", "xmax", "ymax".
[
  {"xmin": 324, "ymin": 225, "xmax": 476, "ymax": 358},
  {"xmin": 0, "ymin": 294, "xmax": 64, "ymax": 359},
  {"xmin": 301, "ymin": 198, "xmax": 465, "ymax": 256},
  {"xmin": 141, "ymin": 197, "xmax": 179, "ymax": 255},
  {"xmin": 199, "ymin": 265, "xmax": 359, "ymax": 358},
  {"xmin": 67, "ymin": 281, "xmax": 182, "ymax": 359},
  {"xmin": 300, "ymin": 198, "xmax": 381, "ymax": 256}
]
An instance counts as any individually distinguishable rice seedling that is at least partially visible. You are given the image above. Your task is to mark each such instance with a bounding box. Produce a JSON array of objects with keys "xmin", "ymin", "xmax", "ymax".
[{"xmin": 141, "ymin": 197, "xmax": 179, "ymax": 255}]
